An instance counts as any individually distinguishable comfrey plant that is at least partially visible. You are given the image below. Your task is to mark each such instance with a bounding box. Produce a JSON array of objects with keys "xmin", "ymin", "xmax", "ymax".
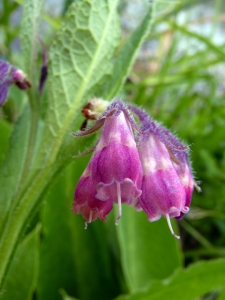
[{"xmin": 73, "ymin": 99, "xmax": 200, "ymax": 239}]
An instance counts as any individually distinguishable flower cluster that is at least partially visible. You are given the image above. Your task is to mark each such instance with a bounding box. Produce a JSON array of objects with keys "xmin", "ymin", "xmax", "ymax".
[
  {"xmin": 0, "ymin": 60, "xmax": 31, "ymax": 106},
  {"xmin": 72, "ymin": 100, "xmax": 199, "ymax": 238}
]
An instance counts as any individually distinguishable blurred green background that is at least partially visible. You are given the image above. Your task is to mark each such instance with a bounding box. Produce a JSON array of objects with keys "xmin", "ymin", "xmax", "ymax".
[{"xmin": 1, "ymin": 0, "xmax": 225, "ymax": 299}]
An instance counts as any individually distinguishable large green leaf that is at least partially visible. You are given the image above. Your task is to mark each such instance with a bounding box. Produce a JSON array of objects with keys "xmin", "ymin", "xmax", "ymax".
[
  {"xmin": 37, "ymin": 0, "xmax": 120, "ymax": 167},
  {"xmin": 116, "ymin": 206, "xmax": 182, "ymax": 292},
  {"xmin": 116, "ymin": 258, "xmax": 225, "ymax": 300},
  {"xmin": 0, "ymin": 0, "xmax": 121, "ymax": 287},
  {"xmin": 100, "ymin": 5, "xmax": 154, "ymax": 99},
  {"xmin": 0, "ymin": 106, "xmax": 30, "ymax": 234},
  {"xmin": 38, "ymin": 158, "xmax": 121, "ymax": 300},
  {"xmin": 0, "ymin": 224, "xmax": 40, "ymax": 300}
]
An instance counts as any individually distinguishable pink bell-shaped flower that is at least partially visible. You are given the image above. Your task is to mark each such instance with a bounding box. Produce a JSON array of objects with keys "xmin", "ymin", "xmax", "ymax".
[
  {"xmin": 73, "ymin": 100, "xmax": 143, "ymax": 225},
  {"xmin": 128, "ymin": 104, "xmax": 198, "ymax": 239},
  {"xmin": 73, "ymin": 160, "xmax": 113, "ymax": 228},
  {"xmin": 138, "ymin": 131, "xmax": 187, "ymax": 238}
]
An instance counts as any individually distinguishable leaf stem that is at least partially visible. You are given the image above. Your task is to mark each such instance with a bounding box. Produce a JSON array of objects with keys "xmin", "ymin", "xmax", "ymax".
[
  {"xmin": 0, "ymin": 164, "xmax": 52, "ymax": 287},
  {"xmin": 20, "ymin": 89, "xmax": 40, "ymax": 182}
]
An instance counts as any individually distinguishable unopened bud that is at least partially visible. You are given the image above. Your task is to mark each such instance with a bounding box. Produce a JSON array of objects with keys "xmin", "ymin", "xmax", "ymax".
[{"xmin": 82, "ymin": 98, "xmax": 109, "ymax": 120}]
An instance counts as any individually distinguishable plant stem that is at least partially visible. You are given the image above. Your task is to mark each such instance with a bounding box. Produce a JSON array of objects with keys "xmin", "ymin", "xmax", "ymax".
[
  {"xmin": 0, "ymin": 164, "xmax": 52, "ymax": 287},
  {"xmin": 20, "ymin": 89, "xmax": 40, "ymax": 183}
]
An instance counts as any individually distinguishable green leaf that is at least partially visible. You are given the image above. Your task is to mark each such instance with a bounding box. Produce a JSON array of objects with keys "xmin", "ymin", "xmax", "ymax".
[
  {"xmin": 167, "ymin": 21, "xmax": 225, "ymax": 60},
  {"xmin": 0, "ymin": 119, "xmax": 12, "ymax": 166},
  {"xmin": 0, "ymin": 0, "xmax": 121, "ymax": 287},
  {"xmin": 0, "ymin": 106, "xmax": 30, "ymax": 234},
  {"xmin": 218, "ymin": 289, "xmax": 225, "ymax": 300},
  {"xmin": 116, "ymin": 258, "xmax": 225, "ymax": 300},
  {"xmin": 0, "ymin": 224, "xmax": 40, "ymax": 300},
  {"xmin": 38, "ymin": 159, "xmax": 121, "ymax": 300},
  {"xmin": 100, "ymin": 5, "xmax": 154, "ymax": 99},
  {"xmin": 116, "ymin": 206, "xmax": 182, "ymax": 292},
  {"xmin": 38, "ymin": 0, "xmax": 120, "ymax": 166},
  {"xmin": 20, "ymin": 0, "xmax": 44, "ymax": 80},
  {"xmin": 60, "ymin": 290, "xmax": 79, "ymax": 300}
]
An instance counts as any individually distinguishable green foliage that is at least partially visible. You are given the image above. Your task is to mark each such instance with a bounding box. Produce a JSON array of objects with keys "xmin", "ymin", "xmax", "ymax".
[
  {"xmin": 20, "ymin": 0, "xmax": 44, "ymax": 79},
  {"xmin": 116, "ymin": 207, "xmax": 182, "ymax": 292},
  {"xmin": 0, "ymin": 224, "xmax": 40, "ymax": 300},
  {"xmin": 0, "ymin": 0, "xmax": 225, "ymax": 300},
  {"xmin": 0, "ymin": 107, "xmax": 30, "ymax": 234},
  {"xmin": 116, "ymin": 258, "xmax": 225, "ymax": 300}
]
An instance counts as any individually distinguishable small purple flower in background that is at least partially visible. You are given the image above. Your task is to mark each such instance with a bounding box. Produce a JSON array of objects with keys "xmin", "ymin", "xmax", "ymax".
[
  {"xmin": 0, "ymin": 60, "xmax": 31, "ymax": 106},
  {"xmin": 72, "ymin": 100, "xmax": 143, "ymax": 226}
]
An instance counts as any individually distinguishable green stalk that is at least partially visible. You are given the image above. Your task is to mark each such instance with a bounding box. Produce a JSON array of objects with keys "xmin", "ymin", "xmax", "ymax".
[
  {"xmin": 20, "ymin": 89, "xmax": 40, "ymax": 183},
  {"xmin": 0, "ymin": 164, "xmax": 52, "ymax": 287}
]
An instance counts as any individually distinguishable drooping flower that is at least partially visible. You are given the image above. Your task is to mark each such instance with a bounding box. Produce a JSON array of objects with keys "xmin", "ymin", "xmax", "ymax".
[
  {"xmin": 73, "ymin": 100, "xmax": 143, "ymax": 225},
  {"xmin": 0, "ymin": 60, "xmax": 31, "ymax": 106},
  {"xmin": 129, "ymin": 105, "xmax": 198, "ymax": 239},
  {"xmin": 170, "ymin": 150, "xmax": 200, "ymax": 220},
  {"xmin": 72, "ymin": 159, "xmax": 113, "ymax": 228}
]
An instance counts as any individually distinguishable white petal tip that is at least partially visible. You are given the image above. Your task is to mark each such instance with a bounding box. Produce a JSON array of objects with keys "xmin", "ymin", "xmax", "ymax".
[
  {"xmin": 173, "ymin": 233, "xmax": 180, "ymax": 240},
  {"xmin": 115, "ymin": 217, "xmax": 120, "ymax": 226},
  {"xmin": 166, "ymin": 214, "xmax": 180, "ymax": 240}
]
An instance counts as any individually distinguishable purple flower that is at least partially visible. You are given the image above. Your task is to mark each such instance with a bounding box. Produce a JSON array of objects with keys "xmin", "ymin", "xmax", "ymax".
[
  {"xmin": 73, "ymin": 100, "xmax": 143, "ymax": 226},
  {"xmin": 138, "ymin": 132, "xmax": 187, "ymax": 239},
  {"xmin": 0, "ymin": 60, "xmax": 31, "ymax": 106},
  {"xmin": 171, "ymin": 150, "xmax": 200, "ymax": 220},
  {"xmin": 73, "ymin": 160, "xmax": 113, "ymax": 228},
  {"xmin": 73, "ymin": 100, "xmax": 199, "ymax": 236},
  {"xmin": 129, "ymin": 105, "xmax": 198, "ymax": 239}
]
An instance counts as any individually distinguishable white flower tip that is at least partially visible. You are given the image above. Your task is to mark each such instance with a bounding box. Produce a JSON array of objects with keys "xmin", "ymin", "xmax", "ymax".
[
  {"xmin": 166, "ymin": 214, "xmax": 180, "ymax": 240},
  {"xmin": 115, "ymin": 218, "xmax": 119, "ymax": 226},
  {"xmin": 115, "ymin": 182, "xmax": 122, "ymax": 226}
]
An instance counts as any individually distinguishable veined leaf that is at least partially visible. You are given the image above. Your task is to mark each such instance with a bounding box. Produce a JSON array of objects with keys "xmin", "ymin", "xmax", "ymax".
[
  {"xmin": 116, "ymin": 206, "xmax": 182, "ymax": 293},
  {"xmin": 0, "ymin": 224, "xmax": 40, "ymax": 300},
  {"xmin": 116, "ymin": 258, "xmax": 225, "ymax": 300},
  {"xmin": 20, "ymin": 0, "xmax": 44, "ymax": 80},
  {"xmin": 38, "ymin": 0, "xmax": 120, "ymax": 167},
  {"xmin": 0, "ymin": 1, "xmax": 121, "ymax": 286}
]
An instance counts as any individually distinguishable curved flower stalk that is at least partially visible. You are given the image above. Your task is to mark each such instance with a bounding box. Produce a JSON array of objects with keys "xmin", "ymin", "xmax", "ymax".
[
  {"xmin": 129, "ymin": 105, "xmax": 199, "ymax": 239},
  {"xmin": 73, "ymin": 100, "xmax": 143, "ymax": 226},
  {"xmin": 0, "ymin": 60, "xmax": 31, "ymax": 105}
]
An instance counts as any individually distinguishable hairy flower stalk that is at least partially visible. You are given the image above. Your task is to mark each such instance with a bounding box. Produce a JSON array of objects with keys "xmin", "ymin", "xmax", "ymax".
[{"xmin": 73, "ymin": 100, "xmax": 143, "ymax": 226}]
